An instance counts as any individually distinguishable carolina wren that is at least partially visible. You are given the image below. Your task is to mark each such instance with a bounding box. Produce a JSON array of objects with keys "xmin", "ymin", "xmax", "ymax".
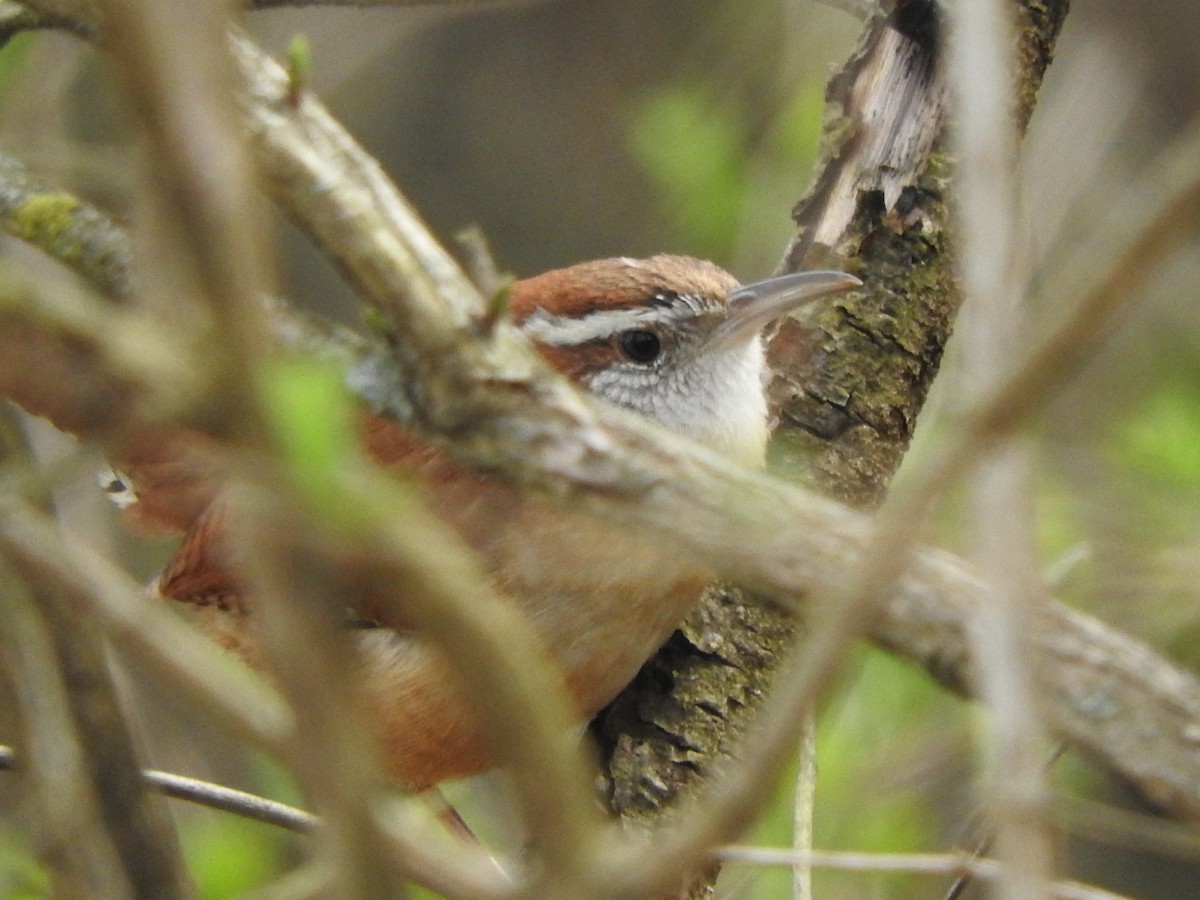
[{"xmin": 140, "ymin": 255, "xmax": 859, "ymax": 790}]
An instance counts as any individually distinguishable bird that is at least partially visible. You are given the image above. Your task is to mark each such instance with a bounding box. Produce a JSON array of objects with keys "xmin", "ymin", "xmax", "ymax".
[{"xmin": 118, "ymin": 254, "xmax": 860, "ymax": 790}]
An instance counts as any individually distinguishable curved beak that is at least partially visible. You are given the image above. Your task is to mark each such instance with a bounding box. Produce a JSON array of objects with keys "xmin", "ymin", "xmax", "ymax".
[{"xmin": 710, "ymin": 270, "xmax": 861, "ymax": 350}]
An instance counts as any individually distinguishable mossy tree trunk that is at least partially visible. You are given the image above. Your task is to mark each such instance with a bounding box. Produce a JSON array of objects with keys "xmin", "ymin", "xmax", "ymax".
[{"xmin": 598, "ymin": 3, "xmax": 1071, "ymax": 886}]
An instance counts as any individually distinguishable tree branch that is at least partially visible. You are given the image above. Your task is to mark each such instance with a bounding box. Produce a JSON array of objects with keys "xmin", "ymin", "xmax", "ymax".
[
  {"xmin": 0, "ymin": 744, "xmax": 318, "ymax": 833},
  {"xmin": 0, "ymin": 153, "xmax": 133, "ymax": 299},
  {"xmin": 28, "ymin": 584, "xmax": 191, "ymax": 899},
  {"xmin": 716, "ymin": 847, "xmax": 1131, "ymax": 900},
  {"xmin": 0, "ymin": 497, "xmax": 293, "ymax": 747}
]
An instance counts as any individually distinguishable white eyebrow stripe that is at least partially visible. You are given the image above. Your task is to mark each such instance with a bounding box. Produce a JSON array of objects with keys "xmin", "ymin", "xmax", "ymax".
[
  {"xmin": 521, "ymin": 307, "xmax": 660, "ymax": 346},
  {"xmin": 520, "ymin": 293, "xmax": 721, "ymax": 347}
]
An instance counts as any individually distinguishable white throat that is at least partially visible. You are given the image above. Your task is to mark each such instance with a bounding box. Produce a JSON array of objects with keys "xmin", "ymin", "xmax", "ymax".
[{"xmin": 586, "ymin": 337, "xmax": 769, "ymax": 468}]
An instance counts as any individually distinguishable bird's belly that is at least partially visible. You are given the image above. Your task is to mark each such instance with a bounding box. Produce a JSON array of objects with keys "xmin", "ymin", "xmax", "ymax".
[
  {"xmin": 491, "ymin": 502, "xmax": 711, "ymax": 714},
  {"xmin": 423, "ymin": 471, "xmax": 711, "ymax": 696}
]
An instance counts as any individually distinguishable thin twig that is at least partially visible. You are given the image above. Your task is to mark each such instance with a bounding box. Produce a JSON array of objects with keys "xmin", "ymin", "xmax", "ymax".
[
  {"xmin": 948, "ymin": 0, "xmax": 1056, "ymax": 896},
  {"xmin": 96, "ymin": 0, "xmax": 269, "ymax": 442},
  {"xmin": 145, "ymin": 769, "xmax": 317, "ymax": 834},
  {"xmin": 0, "ymin": 744, "xmax": 318, "ymax": 834},
  {"xmin": 0, "ymin": 569, "xmax": 135, "ymax": 898},
  {"xmin": 792, "ymin": 718, "xmax": 817, "ymax": 900},
  {"xmin": 0, "ymin": 153, "xmax": 133, "ymax": 299},
  {"xmin": 39, "ymin": 587, "xmax": 191, "ymax": 899},
  {"xmin": 715, "ymin": 846, "xmax": 1132, "ymax": 900}
]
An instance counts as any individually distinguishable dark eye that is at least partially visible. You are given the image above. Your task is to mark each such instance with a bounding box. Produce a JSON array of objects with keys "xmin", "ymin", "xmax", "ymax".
[{"xmin": 617, "ymin": 329, "xmax": 662, "ymax": 364}]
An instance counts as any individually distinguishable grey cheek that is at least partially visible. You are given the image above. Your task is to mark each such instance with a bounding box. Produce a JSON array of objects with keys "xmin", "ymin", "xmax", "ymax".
[
  {"xmin": 585, "ymin": 369, "xmax": 638, "ymax": 412},
  {"xmin": 586, "ymin": 368, "xmax": 668, "ymax": 421}
]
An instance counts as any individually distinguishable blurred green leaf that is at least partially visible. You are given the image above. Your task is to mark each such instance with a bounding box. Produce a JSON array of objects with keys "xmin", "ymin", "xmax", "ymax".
[
  {"xmin": 1113, "ymin": 384, "xmax": 1200, "ymax": 490},
  {"xmin": 627, "ymin": 85, "xmax": 747, "ymax": 260},
  {"xmin": 183, "ymin": 815, "xmax": 289, "ymax": 900},
  {"xmin": 627, "ymin": 77, "xmax": 824, "ymax": 270},
  {"xmin": 768, "ymin": 83, "xmax": 824, "ymax": 163},
  {"xmin": 0, "ymin": 33, "xmax": 37, "ymax": 106},
  {"xmin": 260, "ymin": 357, "xmax": 356, "ymax": 517},
  {"xmin": 0, "ymin": 825, "xmax": 49, "ymax": 900}
]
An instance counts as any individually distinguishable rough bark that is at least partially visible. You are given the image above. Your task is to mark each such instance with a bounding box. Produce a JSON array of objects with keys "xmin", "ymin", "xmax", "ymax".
[{"xmin": 597, "ymin": 0, "xmax": 1072, "ymax": 856}]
